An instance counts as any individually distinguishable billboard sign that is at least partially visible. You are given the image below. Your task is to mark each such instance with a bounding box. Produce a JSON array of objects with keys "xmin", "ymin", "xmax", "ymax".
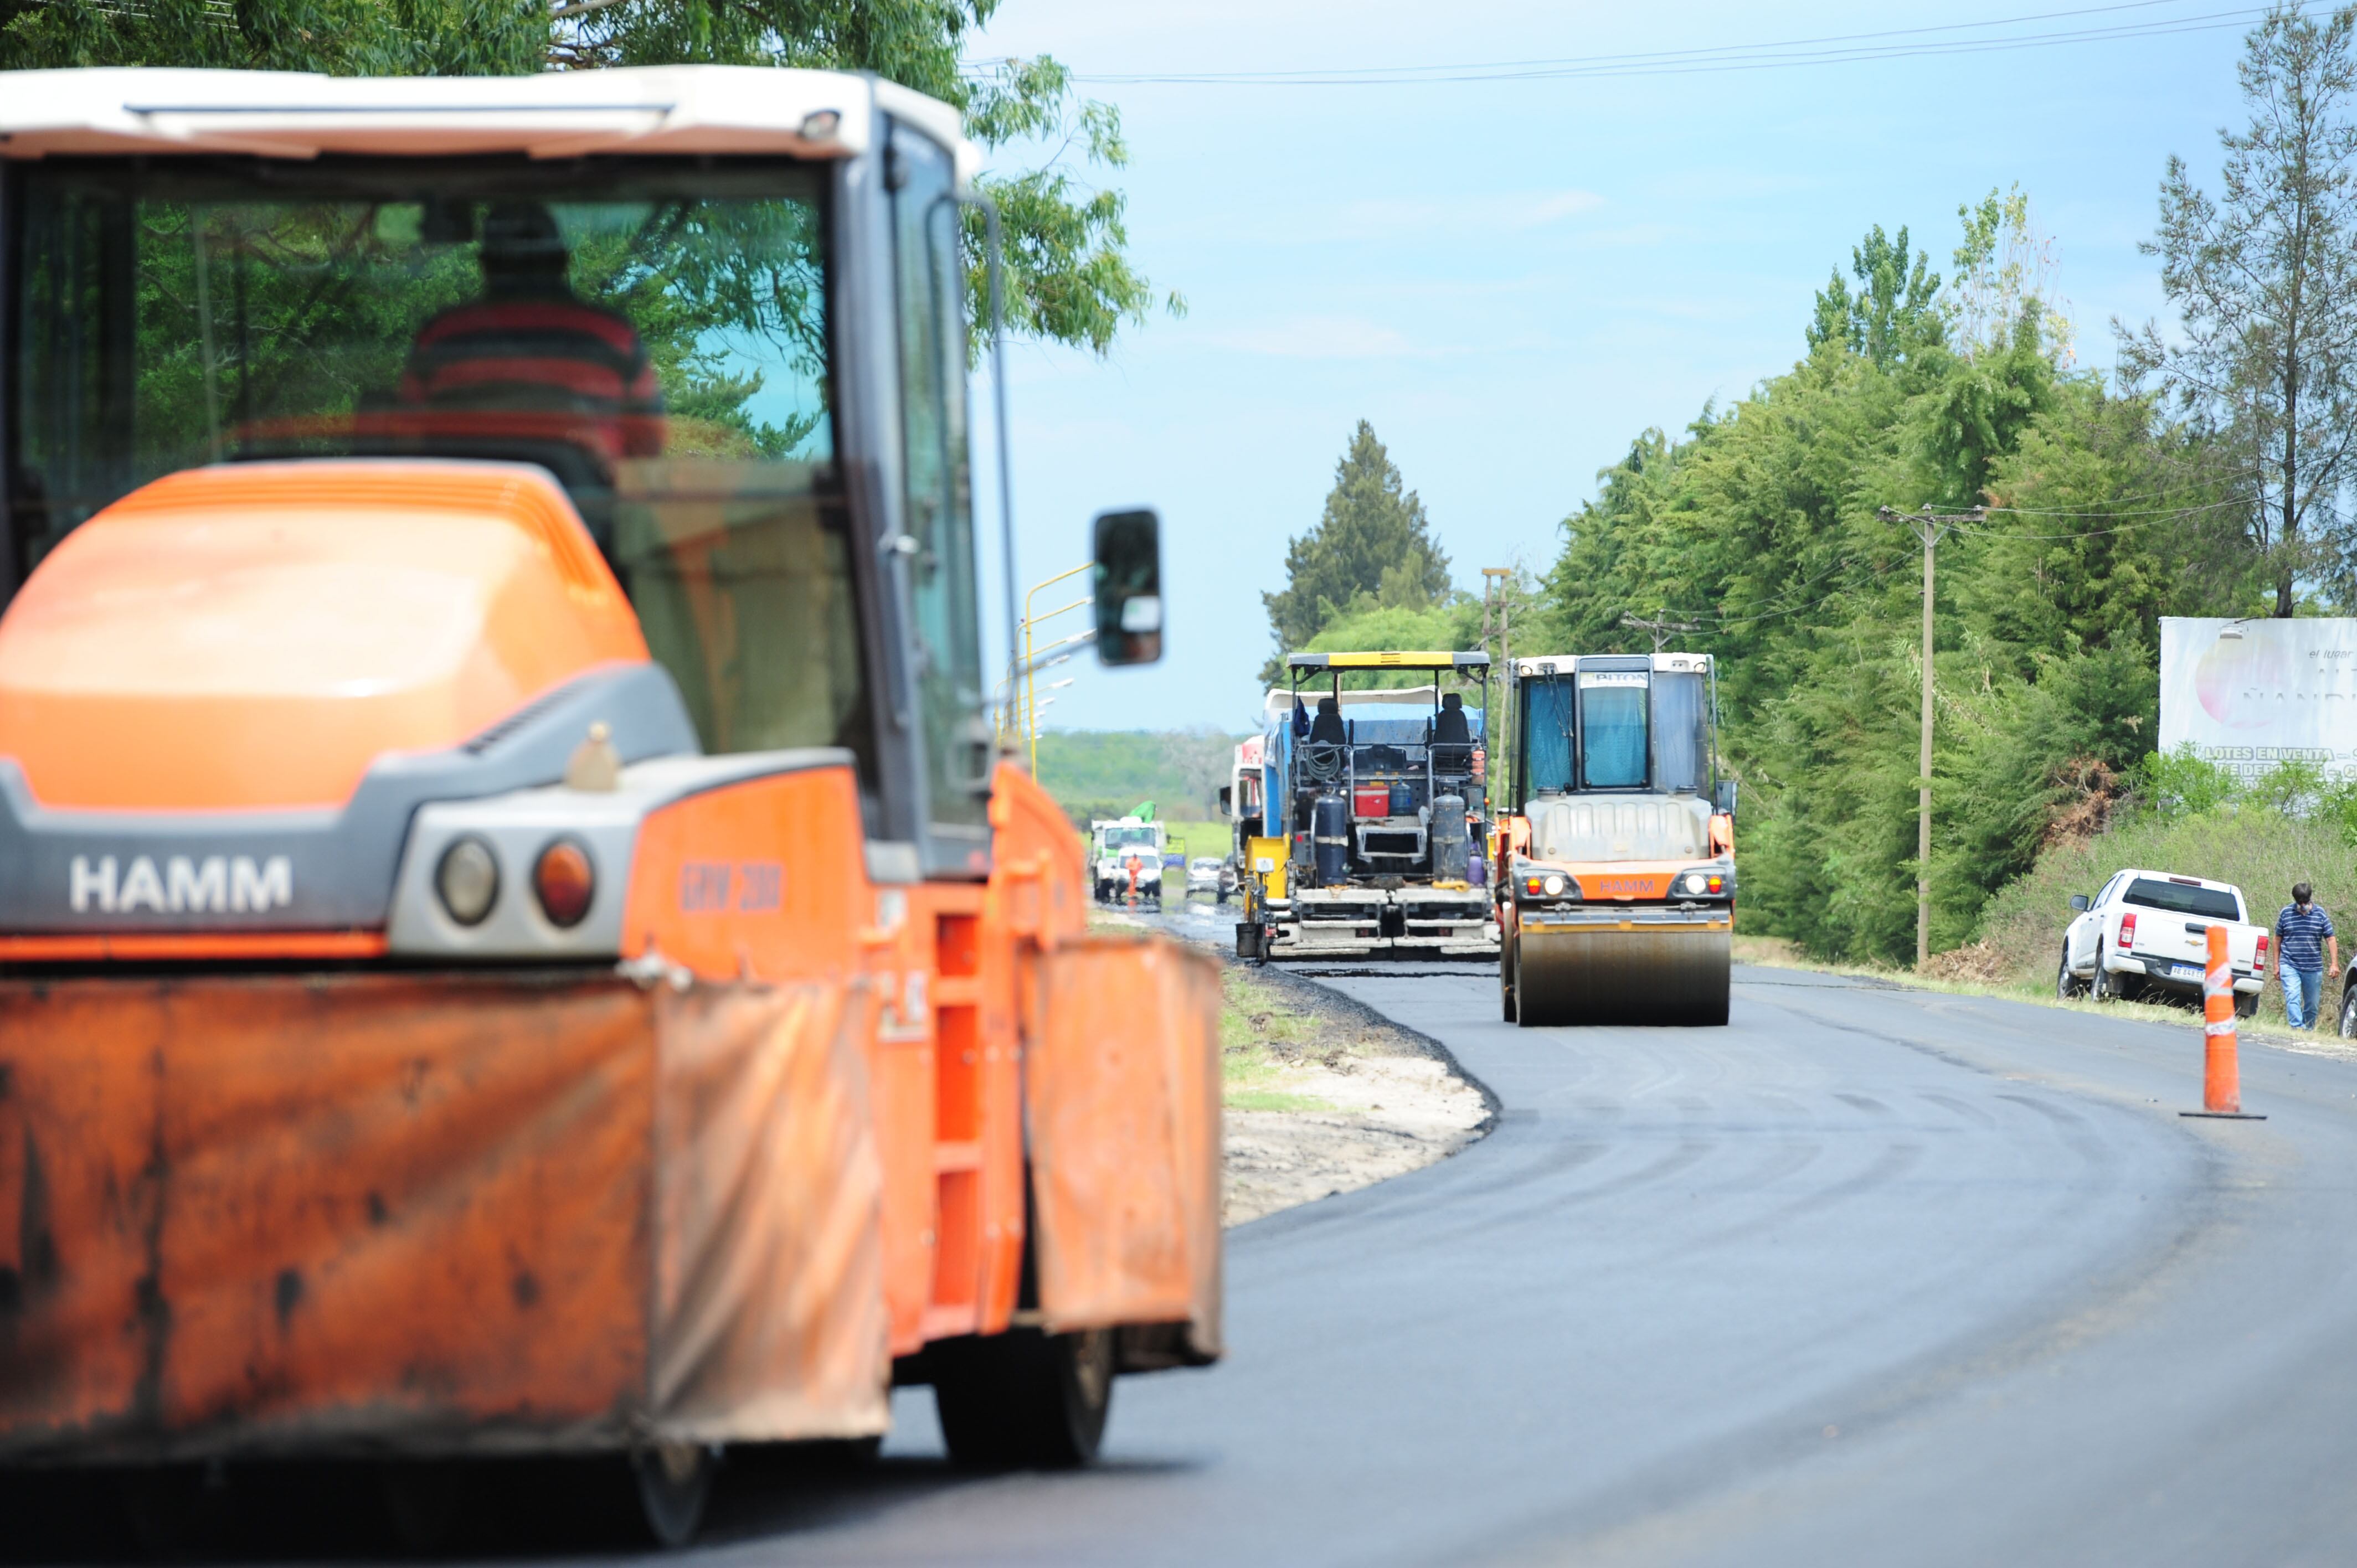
[{"xmin": 2158, "ymin": 616, "xmax": 2357, "ymax": 781}]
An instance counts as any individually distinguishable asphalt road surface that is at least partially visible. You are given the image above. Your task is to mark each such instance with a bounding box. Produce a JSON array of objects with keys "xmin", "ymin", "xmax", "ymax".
[{"xmin": 21, "ymin": 941, "xmax": 2357, "ymax": 1565}]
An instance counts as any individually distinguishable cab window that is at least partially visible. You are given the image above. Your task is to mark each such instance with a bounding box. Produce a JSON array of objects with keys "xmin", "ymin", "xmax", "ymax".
[
  {"xmin": 890, "ymin": 128, "xmax": 988, "ymax": 844},
  {"xmin": 9, "ymin": 156, "xmax": 877, "ymax": 792}
]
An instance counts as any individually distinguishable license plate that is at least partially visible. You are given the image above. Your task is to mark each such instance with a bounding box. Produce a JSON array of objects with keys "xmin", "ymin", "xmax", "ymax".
[{"xmin": 2170, "ymin": 963, "xmax": 2202, "ymax": 981}]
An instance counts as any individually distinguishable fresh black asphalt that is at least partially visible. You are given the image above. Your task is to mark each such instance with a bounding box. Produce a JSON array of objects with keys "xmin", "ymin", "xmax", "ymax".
[{"xmin": 18, "ymin": 949, "xmax": 2357, "ymax": 1565}]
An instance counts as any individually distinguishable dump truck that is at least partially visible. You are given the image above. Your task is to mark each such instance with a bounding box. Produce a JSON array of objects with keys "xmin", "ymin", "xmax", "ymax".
[
  {"xmin": 0, "ymin": 65, "xmax": 1222, "ymax": 1545},
  {"xmin": 1090, "ymin": 814, "xmax": 1167, "ymax": 905},
  {"xmin": 1236, "ymin": 652, "xmax": 1497, "ymax": 961},
  {"xmin": 1496, "ymin": 652, "xmax": 1737, "ymax": 1025}
]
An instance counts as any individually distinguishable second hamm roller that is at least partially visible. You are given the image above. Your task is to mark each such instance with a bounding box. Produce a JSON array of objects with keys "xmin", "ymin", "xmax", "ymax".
[{"xmin": 1495, "ymin": 651, "xmax": 1737, "ymax": 1026}]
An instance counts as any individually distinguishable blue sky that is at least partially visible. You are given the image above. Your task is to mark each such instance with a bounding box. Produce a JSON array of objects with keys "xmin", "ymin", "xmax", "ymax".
[{"xmin": 965, "ymin": 1, "xmax": 2263, "ymax": 732}]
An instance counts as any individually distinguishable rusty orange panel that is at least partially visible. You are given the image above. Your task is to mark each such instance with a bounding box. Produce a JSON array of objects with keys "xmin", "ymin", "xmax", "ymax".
[
  {"xmin": 0, "ymin": 968, "xmax": 891, "ymax": 1461},
  {"xmin": 1027, "ymin": 936, "xmax": 1222, "ymax": 1360},
  {"xmin": 622, "ymin": 764, "xmax": 867, "ymax": 984},
  {"xmin": 649, "ymin": 981, "xmax": 887, "ymax": 1441},
  {"xmin": 0, "ymin": 973, "xmax": 653, "ymax": 1458}
]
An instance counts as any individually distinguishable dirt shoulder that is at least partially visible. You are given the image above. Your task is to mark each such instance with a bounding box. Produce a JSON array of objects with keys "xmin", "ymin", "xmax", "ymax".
[
  {"xmin": 1093, "ymin": 907, "xmax": 1494, "ymax": 1225},
  {"xmin": 1217, "ymin": 958, "xmax": 1494, "ymax": 1225}
]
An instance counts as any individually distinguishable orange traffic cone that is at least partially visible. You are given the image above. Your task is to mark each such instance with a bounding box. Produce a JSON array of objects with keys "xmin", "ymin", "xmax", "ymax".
[{"xmin": 2183, "ymin": 923, "xmax": 2266, "ymax": 1121}]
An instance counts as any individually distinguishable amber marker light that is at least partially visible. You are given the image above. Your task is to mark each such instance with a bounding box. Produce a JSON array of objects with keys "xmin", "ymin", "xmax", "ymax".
[{"xmin": 533, "ymin": 838, "xmax": 596, "ymax": 928}]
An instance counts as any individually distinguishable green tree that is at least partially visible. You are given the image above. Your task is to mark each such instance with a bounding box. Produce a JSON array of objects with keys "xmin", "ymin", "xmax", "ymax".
[
  {"xmin": 2120, "ymin": 1, "xmax": 2357, "ymax": 616},
  {"xmin": 0, "ymin": 0, "xmax": 547, "ymax": 73},
  {"xmin": 1543, "ymin": 199, "xmax": 2262, "ymax": 965},
  {"xmin": 0, "ymin": 0, "xmax": 1176, "ymax": 358},
  {"xmin": 1805, "ymin": 223, "xmax": 1944, "ymax": 370},
  {"xmin": 1260, "ymin": 420, "xmax": 1454, "ymax": 683}
]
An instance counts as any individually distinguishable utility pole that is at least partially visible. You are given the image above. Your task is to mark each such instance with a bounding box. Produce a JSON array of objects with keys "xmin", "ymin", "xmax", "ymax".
[
  {"xmin": 1877, "ymin": 504, "xmax": 1985, "ymax": 973},
  {"xmin": 1483, "ymin": 568, "xmax": 1514, "ymax": 801},
  {"xmin": 1619, "ymin": 612, "xmax": 1700, "ymax": 654}
]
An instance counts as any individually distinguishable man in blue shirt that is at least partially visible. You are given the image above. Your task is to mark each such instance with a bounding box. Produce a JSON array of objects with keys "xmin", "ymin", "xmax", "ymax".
[{"xmin": 2274, "ymin": 882, "xmax": 2339, "ymax": 1030}]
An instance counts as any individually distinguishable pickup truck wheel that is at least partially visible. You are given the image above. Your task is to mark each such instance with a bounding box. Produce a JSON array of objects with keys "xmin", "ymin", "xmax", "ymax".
[
  {"xmin": 933, "ymin": 1327, "xmax": 1114, "ymax": 1469},
  {"xmin": 2236, "ymin": 991, "xmax": 2258, "ymax": 1020},
  {"xmin": 2056, "ymin": 944, "xmax": 2086, "ymax": 999},
  {"xmin": 2340, "ymin": 983, "xmax": 2357, "ymax": 1038},
  {"xmin": 2091, "ymin": 941, "xmax": 2116, "ymax": 1002}
]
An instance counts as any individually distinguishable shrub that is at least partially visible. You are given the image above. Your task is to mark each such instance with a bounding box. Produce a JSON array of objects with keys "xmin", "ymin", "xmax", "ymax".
[{"xmin": 1969, "ymin": 806, "xmax": 2357, "ymax": 1026}]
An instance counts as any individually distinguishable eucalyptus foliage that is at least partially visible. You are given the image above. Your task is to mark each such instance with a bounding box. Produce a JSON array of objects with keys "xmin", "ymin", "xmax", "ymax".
[
  {"xmin": 0, "ymin": 0, "xmax": 1175, "ymax": 358},
  {"xmin": 1547, "ymin": 200, "xmax": 2261, "ymax": 966}
]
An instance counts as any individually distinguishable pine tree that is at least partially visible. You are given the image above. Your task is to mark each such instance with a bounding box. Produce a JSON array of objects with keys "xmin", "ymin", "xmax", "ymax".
[{"xmin": 1260, "ymin": 420, "xmax": 1452, "ymax": 683}]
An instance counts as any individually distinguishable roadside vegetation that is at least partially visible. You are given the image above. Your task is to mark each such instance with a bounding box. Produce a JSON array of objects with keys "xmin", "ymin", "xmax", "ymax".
[
  {"xmin": 1947, "ymin": 753, "xmax": 2357, "ymax": 1027},
  {"xmin": 1033, "ymin": 728, "xmax": 1239, "ymax": 827},
  {"xmin": 1218, "ymin": 962, "xmax": 1337, "ymax": 1113},
  {"xmin": 1254, "ymin": 5, "xmax": 2357, "ymax": 981}
]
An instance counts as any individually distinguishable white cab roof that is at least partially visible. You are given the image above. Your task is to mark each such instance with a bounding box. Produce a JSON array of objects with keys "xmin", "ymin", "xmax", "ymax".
[
  {"xmin": 0, "ymin": 66, "xmax": 975, "ymax": 180},
  {"xmin": 1260, "ymin": 684, "xmax": 1461, "ymax": 715},
  {"xmin": 1512, "ymin": 652, "xmax": 1713, "ymax": 677}
]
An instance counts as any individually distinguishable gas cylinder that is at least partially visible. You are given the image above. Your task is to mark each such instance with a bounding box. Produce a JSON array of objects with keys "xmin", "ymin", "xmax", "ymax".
[
  {"xmin": 1430, "ymin": 793, "xmax": 1468, "ymax": 881},
  {"xmin": 1312, "ymin": 793, "xmax": 1350, "ymax": 885}
]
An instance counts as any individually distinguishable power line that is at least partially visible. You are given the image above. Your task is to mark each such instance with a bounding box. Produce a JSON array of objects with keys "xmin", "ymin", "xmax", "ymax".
[{"xmin": 1047, "ymin": 1, "xmax": 2318, "ymax": 87}]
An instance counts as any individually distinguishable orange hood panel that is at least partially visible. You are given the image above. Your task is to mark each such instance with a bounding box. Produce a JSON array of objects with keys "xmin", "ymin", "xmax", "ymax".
[{"xmin": 0, "ymin": 462, "xmax": 647, "ymax": 811}]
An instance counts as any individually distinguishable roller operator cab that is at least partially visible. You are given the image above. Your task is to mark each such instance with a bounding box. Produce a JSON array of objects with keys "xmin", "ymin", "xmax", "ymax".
[
  {"xmin": 1237, "ymin": 651, "xmax": 1498, "ymax": 961},
  {"xmin": 1497, "ymin": 653, "xmax": 1737, "ymax": 1027},
  {"xmin": 0, "ymin": 68, "xmax": 1222, "ymax": 1544}
]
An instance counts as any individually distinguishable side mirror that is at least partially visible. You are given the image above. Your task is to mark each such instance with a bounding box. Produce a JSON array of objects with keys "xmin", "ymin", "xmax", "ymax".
[
  {"xmin": 2068, "ymin": 894, "xmax": 2090, "ymax": 912},
  {"xmin": 1217, "ymin": 785, "xmax": 1233, "ymax": 818},
  {"xmin": 1712, "ymin": 780, "xmax": 1738, "ymax": 818},
  {"xmin": 1092, "ymin": 508, "xmax": 1162, "ymax": 666}
]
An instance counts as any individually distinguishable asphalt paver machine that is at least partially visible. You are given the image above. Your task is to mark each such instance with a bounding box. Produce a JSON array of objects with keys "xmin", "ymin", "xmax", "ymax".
[
  {"xmin": 1237, "ymin": 651, "xmax": 1497, "ymax": 961},
  {"xmin": 1496, "ymin": 652, "xmax": 1738, "ymax": 1025},
  {"xmin": 0, "ymin": 66, "xmax": 1223, "ymax": 1545}
]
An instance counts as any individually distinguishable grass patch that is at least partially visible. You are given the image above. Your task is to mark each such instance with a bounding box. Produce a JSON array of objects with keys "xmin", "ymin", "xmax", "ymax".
[
  {"xmin": 1226, "ymin": 1088, "xmax": 1334, "ymax": 1113},
  {"xmin": 1962, "ymin": 809, "xmax": 2350, "ymax": 1030},
  {"xmin": 1218, "ymin": 960, "xmax": 1337, "ymax": 1113}
]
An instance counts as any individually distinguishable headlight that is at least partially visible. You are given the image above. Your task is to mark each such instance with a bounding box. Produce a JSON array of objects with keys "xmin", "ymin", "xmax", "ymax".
[
  {"xmin": 1681, "ymin": 873, "xmax": 1707, "ymax": 894},
  {"xmin": 1542, "ymin": 874, "xmax": 1566, "ymax": 897},
  {"xmin": 533, "ymin": 838, "xmax": 597, "ymax": 928},
  {"xmin": 1677, "ymin": 869, "xmax": 1728, "ymax": 896},
  {"xmin": 435, "ymin": 836, "xmax": 500, "ymax": 926}
]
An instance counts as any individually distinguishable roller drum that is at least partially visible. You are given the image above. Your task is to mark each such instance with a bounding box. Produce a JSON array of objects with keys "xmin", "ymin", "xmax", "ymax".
[{"xmin": 1514, "ymin": 921, "xmax": 1730, "ymax": 1027}]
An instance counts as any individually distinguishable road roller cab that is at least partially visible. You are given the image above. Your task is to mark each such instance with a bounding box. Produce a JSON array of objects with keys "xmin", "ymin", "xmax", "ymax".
[
  {"xmin": 1236, "ymin": 651, "xmax": 1498, "ymax": 961},
  {"xmin": 1497, "ymin": 652, "xmax": 1737, "ymax": 1026}
]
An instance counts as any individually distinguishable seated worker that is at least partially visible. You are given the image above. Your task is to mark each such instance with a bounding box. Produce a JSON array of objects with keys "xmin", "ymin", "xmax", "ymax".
[
  {"xmin": 398, "ymin": 202, "xmax": 665, "ymax": 457},
  {"xmin": 1434, "ymin": 691, "xmax": 1473, "ymax": 747}
]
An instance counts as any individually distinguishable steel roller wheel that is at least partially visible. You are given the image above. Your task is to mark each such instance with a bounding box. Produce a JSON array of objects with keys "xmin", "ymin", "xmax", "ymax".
[
  {"xmin": 1515, "ymin": 924, "xmax": 1731, "ymax": 1027},
  {"xmin": 378, "ymin": 1462, "xmax": 467, "ymax": 1551},
  {"xmin": 631, "ymin": 1442, "xmax": 716, "ymax": 1549},
  {"xmin": 1501, "ymin": 937, "xmax": 1519, "ymax": 1023}
]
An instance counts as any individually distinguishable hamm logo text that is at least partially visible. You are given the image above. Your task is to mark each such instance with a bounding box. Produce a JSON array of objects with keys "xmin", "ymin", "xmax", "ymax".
[{"xmin": 69, "ymin": 854, "xmax": 293, "ymax": 914}]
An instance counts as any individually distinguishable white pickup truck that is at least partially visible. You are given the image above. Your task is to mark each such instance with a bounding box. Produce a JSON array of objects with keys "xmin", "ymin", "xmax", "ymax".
[{"xmin": 2058, "ymin": 868, "xmax": 2267, "ymax": 1015}]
